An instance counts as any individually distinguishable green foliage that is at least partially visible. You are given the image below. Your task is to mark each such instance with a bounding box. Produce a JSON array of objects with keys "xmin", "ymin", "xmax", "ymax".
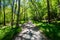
[
  {"xmin": 35, "ymin": 22, "xmax": 60, "ymax": 40},
  {"xmin": 0, "ymin": 0, "xmax": 60, "ymax": 23},
  {"xmin": 0, "ymin": 0, "xmax": 60, "ymax": 40},
  {"xmin": 0, "ymin": 26, "xmax": 21, "ymax": 40}
]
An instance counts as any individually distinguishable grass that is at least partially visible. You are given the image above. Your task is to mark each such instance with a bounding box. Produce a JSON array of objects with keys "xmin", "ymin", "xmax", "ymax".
[
  {"xmin": 0, "ymin": 25, "xmax": 21, "ymax": 40},
  {"xmin": 34, "ymin": 22, "xmax": 60, "ymax": 40}
]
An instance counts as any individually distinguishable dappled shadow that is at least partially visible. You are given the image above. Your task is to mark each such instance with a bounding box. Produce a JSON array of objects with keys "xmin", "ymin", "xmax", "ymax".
[
  {"xmin": 14, "ymin": 28, "xmax": 48, "ymax": 40},
  {"xmin": 32, "ymin": 27, "xmax": 40, "ymax": 31},
  {"xmin": 13, "ymin": 21, "xmax": 48, "ymax": 40}
]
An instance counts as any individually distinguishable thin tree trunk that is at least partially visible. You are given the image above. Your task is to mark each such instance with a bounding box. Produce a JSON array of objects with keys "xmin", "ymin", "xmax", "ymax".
[
  {"xmin": 0, "ymin": 0, "xmax": 2, "ymax": 24},
  {"xmin": 0, "ymin": 0, "xmax": 1, "ymax": 11},
  {"xmin": 0, "ymin": 0, "xmax": 2, "ymax": 14},
  {"xmin": 47, "ymin": 0, "xmax": 51, "ymax": 23},
  {"xmin": 24, "ymin": 0, "xmax": 26, "ymax": 21},
  {"xmin": 16, "ymin": 0, "xmax": 20, "ymax": 27},
  {"xmin": 58, "ymin": 0, "xmax": 60, "ymax": 19},
  {"xmin": 11, "ymin": 0, "xmax": 14, "ymax": 26},
  {"xmin": 3, "ymin": 0, "xmax": 6, "ymax": 25},
  {"xmin": 24, "ymin": 8, "xmax": 25, "ymax": 21}
]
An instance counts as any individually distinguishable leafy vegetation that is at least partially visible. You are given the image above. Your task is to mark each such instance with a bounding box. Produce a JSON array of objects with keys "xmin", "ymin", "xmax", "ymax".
[
  {"xmin": 34, "ymin": 22, "xmax": 60, "ymax": 40},
  {"xmin": 0, "ymin": 0, "xmax": 60, "ymax": 40},
  {"xmin": 0, "ymin": 26, "xmax": 21, "ymax": 40}
]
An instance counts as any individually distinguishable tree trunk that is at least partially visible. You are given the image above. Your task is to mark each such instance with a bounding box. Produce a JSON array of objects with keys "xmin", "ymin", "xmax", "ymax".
[
  {"xmin": 11, "ymin": 0, "xmax": 14, "ymax": 26},
  {"xmin": 0, "ymin": 0, "xmax": 2, "ymax": 14},
  {"xmin": 3, "ymin": 0, "xmax": 6, "ymax": 25},
  {"xmin": 16, "ymin": 0, "xmax": 20, "ymax": 27},
  {"xmin": 58, "ymin": 0, "xmax": 60, "ymax": 20},
  {"xmin": 0, "ymin": 0, "xmax": 2, "ymax": 24},
  {"xmin": 0, "ymin": 0, "xmax": 1, "ymax": 11},
  {"xmin": 47, "ymin": 0, "xmax": 51, "ymax": 23}
]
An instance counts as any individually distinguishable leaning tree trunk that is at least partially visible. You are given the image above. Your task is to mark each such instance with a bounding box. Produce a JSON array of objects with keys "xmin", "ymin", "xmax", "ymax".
[
  {"xmin": 46, "ymin": 0, "xmax": 51, "ymax": 23},
  {"xmin": 16, "ymin": 0, "xmax": 20, "ymax": 27},
  {"xmin": 3, "ymin": 0, "xmax": 6, "ymax": 25}
]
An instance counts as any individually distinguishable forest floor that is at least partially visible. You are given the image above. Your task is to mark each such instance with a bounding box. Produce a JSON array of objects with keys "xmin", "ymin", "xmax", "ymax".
[{"xmin": 13, "ymin": 21, "xmax": 48, "ymax": 40}]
